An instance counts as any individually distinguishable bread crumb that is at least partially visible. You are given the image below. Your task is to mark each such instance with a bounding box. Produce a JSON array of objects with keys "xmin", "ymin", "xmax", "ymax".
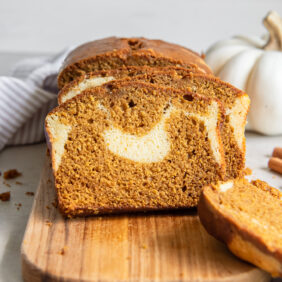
[
  {"xmin": 52, "ymin": 201, "xmax": 58, "ymax": 208},
  {"xmin": 3, "ymin": 182, "xmax": 11, "ymax": 187},
  {"xmin": 200, "ymin": 52, "xmax": 206, "ymax": 59},
  {"xmin": 244, "ymin": 167, "xmax": 252, "ymax": 176},
  {"xmin": 15, "ymin": 203, "xmax": 22, "ymax": 210},
  {"xmin": 25, "ymin": 192, "xmax": 34, "ymax": 196},
  {"xmin": 46, "ymin": 205, "xmax": 50, "ymax": 210},
  {"xmin": 45, "ymin": 220, "xmax": 53, "ymax": 227},
  {"xmin": 16, "ymin": 181, "xmax": 23, "ymax": 185},
  {"xmin": 3, "ymin": 169, "xmax": 22, "ymax": 179},
  {"xmin": 126, "ymin": 256, "xmax": 131, "ymax": 260},
  {"xmin": 59, "ymin": 246, "xmax": 68, "ymax": 255},
  {"xmin": 0, "ymin": 192, "xmax": 10, "ymax": 201},
  {"xmin": 141, "ymin": 244, "xmax": 147, "ymax": 249}
]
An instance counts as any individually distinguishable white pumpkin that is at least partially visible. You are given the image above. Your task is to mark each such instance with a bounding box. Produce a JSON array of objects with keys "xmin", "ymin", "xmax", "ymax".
[{"xmin": 205, "ymin": 11, "xmax": 282, "ymax": 135}]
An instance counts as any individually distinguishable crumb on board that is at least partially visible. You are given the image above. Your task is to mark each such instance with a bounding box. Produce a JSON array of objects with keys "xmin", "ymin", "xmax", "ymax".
[
  {"xmin": 52, "ymin": 201, "xmax": 58, "ymax": 208},
  {"xmin": 0, "ymin": 192, "xmax": 10, "ymax": 201},
  {"xmin": 244, "ymin": 167, "xmax": 252, "ymax": 176},
  {"xmin": 16, "ymin": 181, "xmax": 23, "ymax": 185},
  {"xmin": 15, "ymin": 203, "xmax": 22, "ymax": 210},
  {"xmin": 141, "ymin": 244, "xmax": 147, "ymax": 249},
  {"xmin": 3, "ymin": 182, "xmax": 11, "ymax": 187},
  {"xmin": 59, "ymin": 246, "xmax": 68, "ymax": 255},
  {"xmin": 4, "ymin": 169, "xmax": 22, "ymax": 180},
  {"xmin": 45, "ymin": 220, "xmax": 53, "ymax": 227},
  {"xmin": 46, "ymin": 205, "xmax": 50, "ymax": 210},
  {"xmin": 25, "ymin": 192, "xmax": 34, "ymax": 196}
]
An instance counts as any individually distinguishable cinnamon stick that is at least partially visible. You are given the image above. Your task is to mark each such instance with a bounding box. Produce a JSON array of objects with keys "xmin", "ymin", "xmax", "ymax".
[
  {"xmin": 272, "ymin": 147, "xmax": 282, "ymax": 159},
  {"xmin": 268, "ymin": 157, "xmax": 282, "ymax": 174}
]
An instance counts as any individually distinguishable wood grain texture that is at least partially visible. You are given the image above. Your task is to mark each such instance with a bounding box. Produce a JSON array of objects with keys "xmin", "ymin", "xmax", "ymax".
[{"xmin": 21, "ymin": 158, "xmax": 271, "ymax": 282}]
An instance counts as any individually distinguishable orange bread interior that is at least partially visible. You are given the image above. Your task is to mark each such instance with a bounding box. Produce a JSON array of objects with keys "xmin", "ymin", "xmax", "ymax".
[
  {"xmin": 46, "ymin": 81, "xmax": 225, "ymax": 217},
  {"xmin": 199, "ymin": 178, "xmax": 282, "ymax": 277}
]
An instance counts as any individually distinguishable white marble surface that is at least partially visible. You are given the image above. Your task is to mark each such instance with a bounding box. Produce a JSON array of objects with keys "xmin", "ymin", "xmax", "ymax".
[
  {"xmin": 245, "ymin": 133, "xmax": 282, "ymax": 189},
  {"xmin": 0, "ymin": 143, "xmax": 46, "ymax": 282}
]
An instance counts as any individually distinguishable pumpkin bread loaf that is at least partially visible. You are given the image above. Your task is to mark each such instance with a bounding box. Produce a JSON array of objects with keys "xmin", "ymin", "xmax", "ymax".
[
  {"xmin": 198, "ymin": 178, "xmax": 282, "ymax": 277},
  {"xmin": 45, "ymin": 81, "xmax": 226, "ymax": 217},
  {"xmin": 57, "ymin": 37, "xmax": 212, "ymax": 88},
  {"xmin": 58, "ymin": 66, "xmax": 249, "ymax": 179}
]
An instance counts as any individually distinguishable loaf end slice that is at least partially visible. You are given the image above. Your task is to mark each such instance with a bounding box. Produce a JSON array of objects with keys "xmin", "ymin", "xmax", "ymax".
[{"xmin": 198, "ymin": 178, "xmax": 282, "ymax": 277}]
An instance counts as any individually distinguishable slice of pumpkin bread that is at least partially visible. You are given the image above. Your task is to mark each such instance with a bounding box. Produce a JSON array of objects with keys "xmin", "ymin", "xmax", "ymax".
[
  {"xmin": 58, "ymin": 66, "xmax": 249, "ymax": 179},
  {"xmin": 57, "ymin": 37, "xmax": 212, "ymax": 88},
  {"xmin": 45, "ymin": 81, "xmax": 225, "ymax": 217},
  {"xmin": 198, "ymin": 178, "xmax": 282, "ymax": 277}
]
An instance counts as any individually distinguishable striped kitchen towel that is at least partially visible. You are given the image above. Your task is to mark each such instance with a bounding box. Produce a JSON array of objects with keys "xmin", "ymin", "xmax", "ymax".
[{"xmin": 0, "ymin": 48, "xmax": 73, "ymax": 151}]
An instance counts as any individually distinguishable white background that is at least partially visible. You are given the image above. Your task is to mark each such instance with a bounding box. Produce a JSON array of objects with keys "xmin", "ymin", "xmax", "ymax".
[
  {"xmin": 1, "ymin": 1, "xmax": 282, "ymax": 281},
  {"xmin": 1, "ymin": 0, "xmax": 282, "ymax": 54}
]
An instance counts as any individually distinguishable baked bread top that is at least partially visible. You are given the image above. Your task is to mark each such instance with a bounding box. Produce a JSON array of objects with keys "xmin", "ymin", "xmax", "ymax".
[
  {"xmin": 198, "ymin": 178, "xmax": 282, "ymax": 277},
  {"xmin": 57, "ymin": 37, "xmax": 212, "ymax": 88}
]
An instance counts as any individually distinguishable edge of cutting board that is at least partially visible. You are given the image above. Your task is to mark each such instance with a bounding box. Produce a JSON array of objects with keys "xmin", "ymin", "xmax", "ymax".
[{"xmin": 21, "ymin": 157, "xmax": 271, "ymax": 282}]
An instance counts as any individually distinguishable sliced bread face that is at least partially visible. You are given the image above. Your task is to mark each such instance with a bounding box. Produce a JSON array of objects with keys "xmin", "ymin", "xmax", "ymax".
[
  {"xmin": 58, "ymin": 66, "xmax": 162, "ymax": 104},
  {"xmin": 198, "ymin": 178, "xmax": 282, "ymax": 277},
  {"xmin": 45, "ymin": 81, "xmax": 225, "ymax": 217},
  {"xmin": 58, "ymin": 66, "xmax": 249, "ymax": 179},
  {"xmin": 57, "ymin": 37, "xmax": 212, "ymax": 88}
]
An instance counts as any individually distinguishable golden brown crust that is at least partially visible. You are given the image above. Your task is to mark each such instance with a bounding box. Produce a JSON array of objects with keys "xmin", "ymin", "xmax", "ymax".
[
  {"xmin": 57, "ymin": 37, "xmax": 212, "ymax": 88},
  {"xmin": 59, "ymin": 203, "xmax": 197, "ymax": 218},
  {"xmin": 198, "ymin": 179, "xmax": 282, "ymax": 277},
  {"xmin": 251, "ymin": 180, "xmax": 282, "ymax": 198}
]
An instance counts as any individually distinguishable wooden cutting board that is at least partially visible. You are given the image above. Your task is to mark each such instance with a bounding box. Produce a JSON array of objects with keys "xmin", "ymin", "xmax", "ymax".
[{"xmin": 21, "ymin": 158, "xmax": 270, "ymax": 282}]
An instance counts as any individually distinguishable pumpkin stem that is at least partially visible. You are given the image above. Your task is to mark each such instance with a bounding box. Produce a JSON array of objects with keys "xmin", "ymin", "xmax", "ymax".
[{"xmin": 263, "ymin": 11, "xmax": 282, "ymax": 50}]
